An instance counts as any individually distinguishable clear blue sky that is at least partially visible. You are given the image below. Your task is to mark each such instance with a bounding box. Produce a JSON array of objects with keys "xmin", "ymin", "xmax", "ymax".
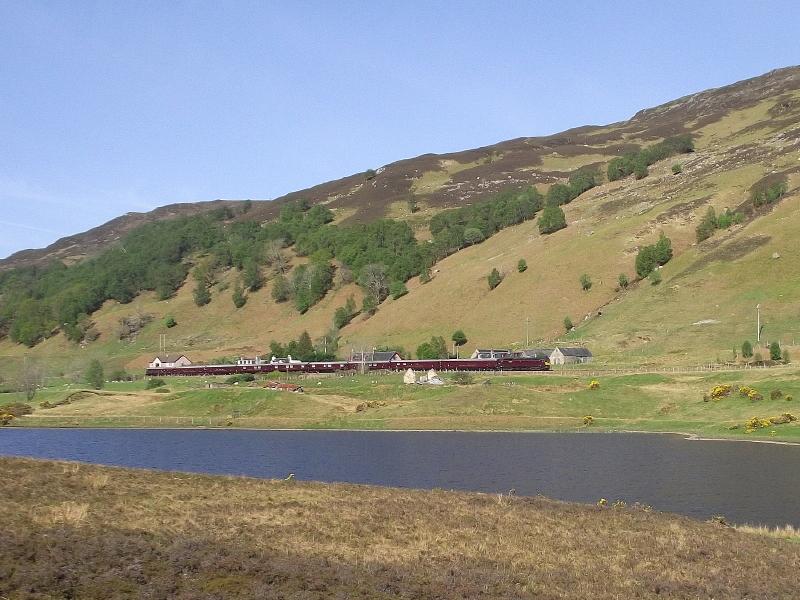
[{"xmin": 1, "ymin": 1, "xmax": 798, "ymax": 259}]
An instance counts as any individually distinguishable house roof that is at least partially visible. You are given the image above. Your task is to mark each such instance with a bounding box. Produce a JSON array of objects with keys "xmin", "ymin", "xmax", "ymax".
[
  {"xmin": 556, "ymin": 347, "xmax": 593, "ymax": 357},
  {"xmin": 353, "ymin": 351, "xmax": 401, "ymax": 361},
  {"xmin": 517, "ymin": 349, "xmax": 553, "ymax": 357},
  {"xmin": 474, "ymin": 349, "xmax": 511, "ymax": 353},
  {"xmin": 153, "ymin": 354, "xmax": 188, "ymax": 363}
]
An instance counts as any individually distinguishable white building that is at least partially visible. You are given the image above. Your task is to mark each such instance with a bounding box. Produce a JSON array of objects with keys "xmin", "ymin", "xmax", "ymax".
[{"xmin": 148, "ymin": 354, "xmax": 192, "ymax": 368}]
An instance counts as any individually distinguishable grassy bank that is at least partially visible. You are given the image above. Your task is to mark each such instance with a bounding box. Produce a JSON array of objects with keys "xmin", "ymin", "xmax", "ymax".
[
  {"xmin": 2, "ymin": 456, "xmax": 799, "ymax": 599},
  {"xmin": 5, "ymin": 368, "xmax": 800, "ymax": 440}
]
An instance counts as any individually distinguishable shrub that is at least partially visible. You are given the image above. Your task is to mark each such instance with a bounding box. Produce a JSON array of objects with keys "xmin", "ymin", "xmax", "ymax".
[
  {"xmin": 389, "ymin": 281, "xmax": 408, "ymax": 300},
  {"xmin": 696, "ymin": 207, "xmax": 718, "ymax": 243},
  {"xmin": 193, "ymin": 282, "xmax": 211, "ymax": 307},
  {"xmin": 563, "ymin": 316, "xmax": 574, "ymax": 332},
  {"xmin": 635, "ymin": 234, "xmax": 672, "ymax": 278},
  {"xmin": 741, "ymin": 340, "xmax": 753, "ymax": 359},
  {"xmin": 419, "ymin": 267, "xmax": 432, "ymax": 284},
  {"xmin": 165, "ymin": 316, "xmax": 177, "ymax": 328},
  {"xmin": 770, "ymin": 341, "xmax": 781, "ymax": 361},
  {"xmin": 786, "ymin": 395, "xmax": 794, "ymax": 402},
  {"xmin": 232, "ymin": 283, "xmax": 247, "ymax": 308},
  {"xmin": 487, "ymin": 268, "xmax": 503, "ymax": 290},
  {"xmin": 770, "ymin": 389, "xmax": 784, "ymax": 401},
  {"xmin": 0, "ymin": 402, "xmax": 32, "ymax": 417},
  {"xmin": 110, "ymin": 369, "xmax": 132, "ymax": 382},
  {"xmin": 709, "ymin": 384, "xmax": 732, "ymax": 400},
  {"xmin": 451, "ymin": 372, "xmax": 474, "ymax": 385},
  {"xmin": 782, "ymin": 349, "xmax": 790, "ymax": 364},
  {"xmin": 271, "ymin": 274, "xmax": 292, "ymax": 303},
  {"xmin": 361, "ymin": 295, "xmax": 378, "ymax": 316},
  {"xmin": 649, "ymin": 270, "xmax": 662, "ymax": 285},
  {"xmin": 463, "ymin": 227, "xmax": 485, "ymax": 245},
  {"xmin": 225, "ymin": 374, "xmax": 256, "ymax": 384},
  {"xmin": 583, "ymin": 415, "xmax": 594, "ymax": 426},
  {"xmin": 417, "ymin": 336, "xmax": 448, "ymax": 359},
  {"xmin": 579, "ymin": 274, "xmax": 592, "ymax": 291},
  {"xmin": 671, "ymin": 163, "xmax": 683, "ymax": 174},
  {"xmin": 618, "ymin": 273, "xmax": 629, "ymax": 289},
  {"xmin": 451, "ymin": 330, "xmax": 468, "ymax": 349},
  {"xmin": 588, "ymin": 380, "xmax": 600, "ymax": 390},
  {"xmin": 517, "ymin": 259, "xmax": 527, "ymax": 273},
  {"xmin": 145, "ymin": 378, "xmax": 166, "ymax": 390},
  {"xmin": 0, "ymin": 413, "xmax": 13, "ymax": 426},
  {"xmin": 745, "ymin": 416, "xmax": 771, "ymax": 431},
  {"xmin": 769, "ymin": 413, "xmax": 797, "ymax": 425}
]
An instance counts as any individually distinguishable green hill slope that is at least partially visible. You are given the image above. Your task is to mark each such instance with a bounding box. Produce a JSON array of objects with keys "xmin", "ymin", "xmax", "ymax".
[{"xmin": 1, "ymin": 67, "xmax": 799, "ymax": 378}]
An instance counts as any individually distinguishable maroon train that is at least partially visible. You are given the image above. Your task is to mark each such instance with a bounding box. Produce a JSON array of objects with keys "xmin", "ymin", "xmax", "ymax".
[{"xmin": 145, "ymin": 357, "xmax": 550, "ymax": 377}]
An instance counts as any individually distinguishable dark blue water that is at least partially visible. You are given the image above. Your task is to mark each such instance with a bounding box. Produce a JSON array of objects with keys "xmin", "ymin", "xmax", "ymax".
[{"xmin": 1, "ymin": 428, "xmax": 798, "ymax": 527}]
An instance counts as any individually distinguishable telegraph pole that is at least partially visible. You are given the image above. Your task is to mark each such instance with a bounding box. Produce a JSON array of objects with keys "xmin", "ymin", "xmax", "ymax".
[
  {"xmin": 756, "ymin": 304, "xmax": 761, "ymax": 344},
  {"xmin": 526, "ymin": 317, "xmax": 530, "ymax": 348}
]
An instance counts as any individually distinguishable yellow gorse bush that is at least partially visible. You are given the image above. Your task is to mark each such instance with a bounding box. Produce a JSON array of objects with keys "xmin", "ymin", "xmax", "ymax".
[
  {"xmin": 709, "ymin": 384, "xmax": 732, "ymax": 400},
  {"xmin": 588, "ymin": 380, "xmax": 600, "ymax": 390}
]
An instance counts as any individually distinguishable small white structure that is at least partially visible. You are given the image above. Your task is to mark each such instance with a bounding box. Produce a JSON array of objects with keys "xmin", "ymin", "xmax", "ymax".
[
  {"xmin": 403, "ymin": 368, "xmax": 416, "ymax": 384},
  {"xmin": 148, "ymin": 354, "xmax": 192, "ymax": 368},
  {"xmin": 237, "ymin": 356, "xmax": 263, "ymax": 366},
  {"xmin": 269, "ymin": 355, "xmax": 303, "ymax": 364},
  {"xmin": 425, "ymin": 369, "xmax": 444, "ymax": 385}
]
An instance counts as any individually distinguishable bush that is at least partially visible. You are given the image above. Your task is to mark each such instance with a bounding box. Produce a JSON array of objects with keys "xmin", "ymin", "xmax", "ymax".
[
  {"xmin": 389, "ymin": 281, "xmax": 408, "ymax": 300},
  {"xmin": 618, "ymin": 273, "xmax": 629, "ymax": 289},
  {"xmin": 770, "ymin": 341, "xmax": 781, "ymax": 361},
  {"xmin": 0, "ymin": 402, "xmax": 32, "ymax": 417},
  {"xmin": 635, "ymin": 234, "xmax": 672, "ymax": 278},
  {"xmin": 232, "ymin": 284, "xmax": 247, "ymax": 308},
  {"xmin": 538, "ymin": 205, "xmax": 567, "ymax": 234},
  {"xmin": 517, "ymin": 259, "xmax": 527, "ymax": 273},
  {"xmin": 741, "ymin": 340, "xmax": 753, "ymax": 359},
  {"xmin": 782, "ymin": 349, "xmax": 790, "ymax": 364},
  {"xmin": 671, "ymin": 163, "xmax": 683, "ymax": 175},
  {"xmin": 649, "ymin": 270, "xmax": 662, "ymax": 285},
  {"xmin": 588, "ymin": 380, "xmax": 600, "ymax": 390},
  {"xmin": 709, "ymin": 384, "xmax": 732, "ymax": 400},
  {"xmin": 225, "ymin": 374, "xmax": 256, "ymax": 384},
  {"xmin": 564, "ymin": 316, "xmax": 574, "ymax": 332},
  {"xmin": 193, "ymin": 282, "xmax": 211, "ymax": 307},
  {"xmin": 770, "ymin": 389, "xmax": 784, "ymax": 400},
  {"xmin": 583, "ymin": 415, "xmax": 594, "ymax": 426},
  {"xmin": 145, "ymin": 378, "xmax": 166, "ymax": 390},
  {"xmin": 271, "ymin": 274, "xmax": 292, "ymax": 303},
  {"xmin": 580, "ymin": 274, "xmax": 592, "ymax": 291},
  {"xmin": 165, "ymin": 316, "xmax": 177, "ymax": 328},
  {"xmin": 451, "ymin": 372, "xmax": 474, "ymax": 385},
  {"xmin": 487, "ymin": 268, "xmax": 503, "ymax": 290},
  {"xmin": 110, "ymin": 369, "xmax": 132, "ymax": 382},
  {"xmin": 362, "ymin": 295, "xmax": 378, "ymax": 316},
  {"xmin": 607, "ymin": 135, "xmax": 694, "ymax": 181},
  {"xmin": 416, "ymin": 336, "xmax": 448, "ymax": 359}
]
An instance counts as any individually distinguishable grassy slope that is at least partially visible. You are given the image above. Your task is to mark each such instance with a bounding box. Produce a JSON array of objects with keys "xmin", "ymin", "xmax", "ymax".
[
  {"xmin": 1, "ymin": 88, "xmax": 799, "ymax": 378},
  {"xmin": 9, "ymin": 368, "xmax": 800, "ymax": 441},
  {"xmin": 3, "ymin": 457, "xmax": 800, "ymax": 599}
]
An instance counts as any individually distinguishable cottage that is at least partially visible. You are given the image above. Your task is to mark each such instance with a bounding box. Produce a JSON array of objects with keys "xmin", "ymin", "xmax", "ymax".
[
  {"xmin": 470, "ymin": 348, "xmax": 512, "ymax": 359},
  {"xmin": 148, "ymin": 354, "xmax": 192, "ymax": 368},
  {"xmin": 351, "ymin": 351, "xmax": 403, "ymax": 362},
  {"xmin": 549, "ymin": 347, "xmax": 593, "ymax": 365},
  {"xmin": 513, "ymin": 348, "xmax": 554, "ymax": 360}
]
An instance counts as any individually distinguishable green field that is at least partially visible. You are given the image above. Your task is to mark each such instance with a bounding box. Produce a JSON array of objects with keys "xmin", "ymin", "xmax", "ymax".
[{"xmin": 5, "ymin": 367, "xmax": 800, "ymax": 441}]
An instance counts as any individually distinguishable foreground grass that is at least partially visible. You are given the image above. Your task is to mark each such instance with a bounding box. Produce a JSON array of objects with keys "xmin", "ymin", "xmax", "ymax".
[
  {"xmin": 7, "ymin": 368, "xmax": 800, "ymax": 441},
  {"xmin": 2, "ymin": 457, "xmax": 799, "ymax": 599}
]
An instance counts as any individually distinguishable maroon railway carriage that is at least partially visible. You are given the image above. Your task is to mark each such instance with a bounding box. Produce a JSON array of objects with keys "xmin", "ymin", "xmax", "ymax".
[{"xmin": 145, "ymin": 357, "xmax": 549, "ymax": 377}]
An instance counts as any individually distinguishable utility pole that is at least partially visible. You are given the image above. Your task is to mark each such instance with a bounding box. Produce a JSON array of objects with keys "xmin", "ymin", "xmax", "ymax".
[
  {"xmin": 756, "ymin": 304, "xmax": 761, "ymax": 344},
  {"xmin": 526, "ymin": 317, "xmax": 530, "ymax": 348}
]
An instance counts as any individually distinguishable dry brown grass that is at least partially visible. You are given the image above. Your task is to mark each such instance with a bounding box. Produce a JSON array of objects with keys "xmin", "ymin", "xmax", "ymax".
[{"xmin": 2, "ymin": 457, "xmax": 800, "ymax": 599}]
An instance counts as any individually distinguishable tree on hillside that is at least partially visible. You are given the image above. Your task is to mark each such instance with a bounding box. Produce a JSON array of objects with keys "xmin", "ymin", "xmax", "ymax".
[
  {"xmin": 417, "ymin": 336, "xmax": 448, "ymax": 359},
  {"xmin": 242, "ymin": 260, "xmax": 264, "ymax": 292},
  {"xmin": 389, "ymin": 281, "xmax": 408, "ymax": 300},
  {"xmin": 741, "ymin": 340, "xmax": 753, "ymax": 359},
  {"xmin": 359, "ymin": 263, "xmax": 389, "ymax": 303},
  {"xmin": 487, "ymin": 268, "xmax": 503, "ymax": 290},
  {"xmin": 580, "ymin": 274, "xmax": 592, "ymax": 291},
  {"xmin": 563, "ymin": 316, "xmax": 574, "ymax": 333},
  {"xmin": 546, "ymin": 183, "xmax": 573, "ymax": 207},
  {"xmin": 538, "ymin": 205, "xmax": 567, "ymax": 235},
  {"xmin": 696, "ymin": 207, "xmax": 717, "ymax": 243},
  {"xmin": 165, "ymin": 315, "xmax": 177, "ymax": 328},
  {"xmin": 18, "ymin": 357, "xmax": 42, "ymax": 402},
  {"xmin": 192, "ymin": 281, "xmax": 211, "ymax": 307},
  {"xmin": 232, "ymin": 283, "xmax": 247, "ymax": 308},
  {"xmin": 770, "ymin": 341, "xmax": 782, "ymax": 362},
  {"xmin": 517, "ymin": 259, "xmax": 527, "ymax": 273},
  {"xmin": 463, "ymin": 227, "xmax": 485, "ymax": 246},
  {"xmin": 452, "ymin": 330, "xmax": 468, "ymax": 357},
  {"xmin": 271, "ymin": 274, "xmax": 291, "ymax": 302},
  {"xmin": 85, "ymin": 360, "xmax": 104, "ymax": 390},
  {"xmin": 407, "ymin": 195, "xmax": 419, "ymax": 214},
  {"xmin": 618, "ymin": 273, "xmax": 629, "ymax": 289},
  {"xmin": 264, "ymin": 240, "xmax": 289, "ymax": 274},
  {"xmin": 362, "ymin": 295, "xmax": 378, "ymax": 317},
  {"xmin": 297, "ymin": 331, "xmax": 314, "ymax": 361}
]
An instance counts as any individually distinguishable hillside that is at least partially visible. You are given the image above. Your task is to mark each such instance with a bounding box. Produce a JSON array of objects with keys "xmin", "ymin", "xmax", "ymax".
[{"xmin": 1, "ymin": 66, "xmax": 799, "ymax": 376}]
